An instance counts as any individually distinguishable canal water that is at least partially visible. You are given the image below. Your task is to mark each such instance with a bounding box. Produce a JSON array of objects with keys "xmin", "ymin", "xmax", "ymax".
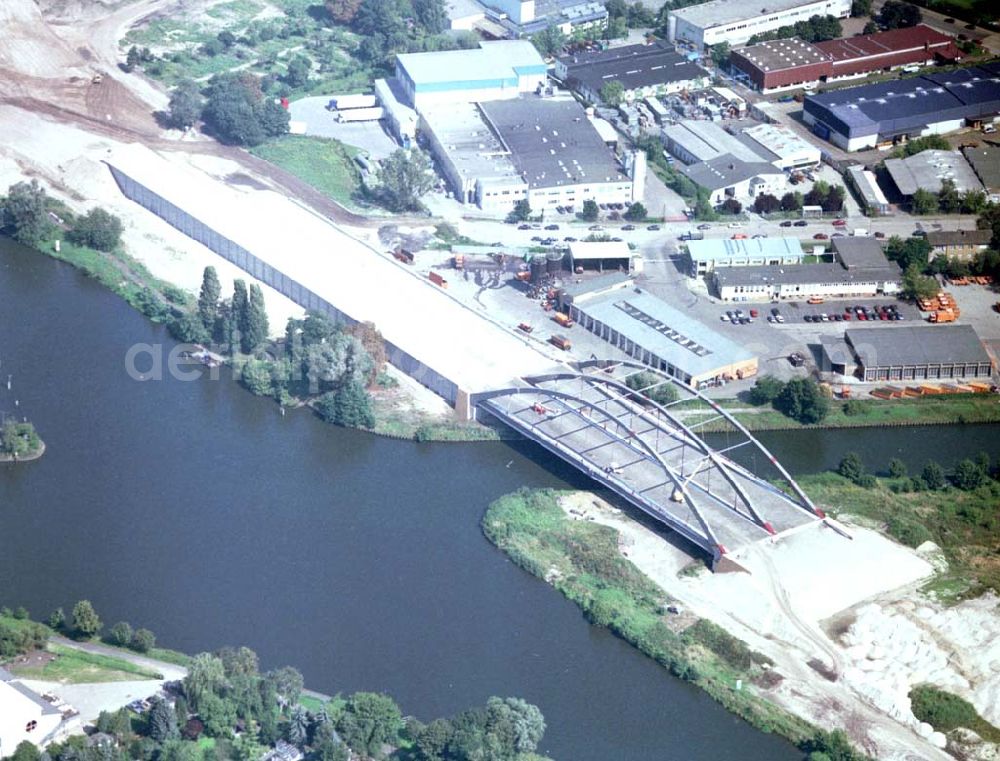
[{"xmin": 1, "ymin": 239, "xmax": 996, "ymax": 760}]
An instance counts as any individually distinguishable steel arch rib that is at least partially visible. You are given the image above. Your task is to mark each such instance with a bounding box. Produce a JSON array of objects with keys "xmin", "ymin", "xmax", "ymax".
[
  {"xmin": 572, "ymin": 360, "xmax": 824, "ymax": 518},
  {"xmin": 523, "ymin": 371, "xmax": 773, "ymax": 531},
  {"xmin": 476, "ymin": 386, "xmax": 723, "ymax": 552}
]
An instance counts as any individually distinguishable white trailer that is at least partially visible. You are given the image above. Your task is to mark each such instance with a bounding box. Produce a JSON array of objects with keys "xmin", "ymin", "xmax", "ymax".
[
  {"xmin": 327, "ymin": 93, "xmax": 378, "ymax": 110},
  {"xmin": 337, "ymin": 106, "xmax": 385, "ymax": 123},
  {"xmin": 644, "ymin": 97, "xmax": 669, "ymax": 124}
]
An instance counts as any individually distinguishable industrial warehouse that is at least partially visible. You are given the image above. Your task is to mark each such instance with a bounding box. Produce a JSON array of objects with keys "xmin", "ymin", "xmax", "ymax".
[
  {"xmin": 712, "ymin": 237, "xmax": 902, "ymax": 301},
  {"xmin": 554, "ymin": 40, "xmax": 709, "ymax": 104},
  {"xmin": 731, "ymin": 25, "xmax": 961, "ymax": 93},
  {"xmin": 667, "ymin": 0, "xmax": 851, "ymax": 49},
  {"xmin": 884, "ymin": 149, "xmax": 985, "ymax": 198},
  {"xmin": 661, "ymin": 120, "xmax": 818, "ymax": 205},
  {"xmin": 821, "ymin": 325, "xmax": 994, "ymax": 381},
  {"xmin": 421, "ymin": 97, "xmax": 645, "ymax": 213},
  {"xmin": 565, "ymin": 283, "xmax": 758, "ymax": 387},
  {"xmin": 803, "ymin": 62, "xmax": 1000, "ymax": 151},
  {"xmin": 686, "ymin": 237, "xmax": 806, "ymax": 276}
]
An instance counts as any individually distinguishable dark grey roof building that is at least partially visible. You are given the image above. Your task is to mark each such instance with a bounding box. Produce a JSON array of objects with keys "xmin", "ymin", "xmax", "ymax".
[
  {"xmin": 963, "ymin": 142, "xmax": 1000, "ymax": 202},
  {"xmin": 555, "ymin": 41, "xmax": 708, "ymax": 103},
  {"xmin": 802, "ymin": 62, "xmax": 1000, "ymax": 151},
  {"xmin": 844, "ymin": 325, "xmax": 993, "ymax": 381},
  {"xmin": 479, "ymin": 98, "xmax": 629, "ymax": 189}
]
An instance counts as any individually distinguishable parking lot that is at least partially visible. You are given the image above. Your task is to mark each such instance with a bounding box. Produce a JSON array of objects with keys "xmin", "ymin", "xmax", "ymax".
[{"xmin": 288, "ymin": 96, "xmax": 399, "ymax": 159}]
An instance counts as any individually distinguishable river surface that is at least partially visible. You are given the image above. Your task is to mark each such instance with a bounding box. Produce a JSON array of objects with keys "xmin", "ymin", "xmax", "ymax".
[{"xmin": 1, "ymin": 239, "xmax": 997, "ymax": 760}]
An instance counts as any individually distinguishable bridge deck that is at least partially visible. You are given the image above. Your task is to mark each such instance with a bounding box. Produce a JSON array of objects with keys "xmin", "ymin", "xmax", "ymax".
[{"xmin": 479, "ymin": 367, "xmax": 818, "ymax": 564}]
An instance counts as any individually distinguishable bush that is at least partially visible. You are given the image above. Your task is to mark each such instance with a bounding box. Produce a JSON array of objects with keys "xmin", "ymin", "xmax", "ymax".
[
  {"xmin": 855, "ymin": 474, "xmax": 877, "ymax": 488},
  {"xmin": 921, "ymin": 461, "xmax": 946, "ymax": 490},
  {"xmin": 841, "ymin": 400, "xmax": 868, "ymax": 416},
  {"xmin": 682, "ymin": 619, "xmax": 763, "ymax": 671},
  {"xmin": 952, "ymin": 459, "xmax": 986, "ymax": 491},
  {"xmin": 67, "ymin": 208, "xmax": 124, "ymax": 252},
  {"xmin": 109, "ymin": 621, "xmax": 133, "ymax": 647},
  {"xmin": 887, "ymin": 458, "xmax": 907, "ymax": 478},
  {"xmin": 748, "ymin": 375, "xmax": 784, "ymax": 405},
  {"xmin": 886, "ymin": 515, "xmax": 933, "ymax": 547},
  {"xmin": 910, "ymin": 685, "xmax": 978, "ymax": 732},
  {"xmin": 131, "ymin": 628, "xmax": 156, "ymax": 653},
  {"xmin": 837, "ymin": 452, "xmax": 865, "ymax": 482},
  {"xmin": 625, "ymin": 371, "xmax": 678, "ymax": 406}
]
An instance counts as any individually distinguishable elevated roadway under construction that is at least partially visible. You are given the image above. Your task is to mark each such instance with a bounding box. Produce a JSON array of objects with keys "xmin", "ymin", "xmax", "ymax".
[{"xmin": 107, "ymin": 145, "xmax": 824, "ymax": 568}]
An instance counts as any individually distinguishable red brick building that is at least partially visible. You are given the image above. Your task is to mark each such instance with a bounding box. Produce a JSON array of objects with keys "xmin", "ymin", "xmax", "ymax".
[{"xmin": 731, "ymin": 25, "xmax": 961, "ymax": 93}]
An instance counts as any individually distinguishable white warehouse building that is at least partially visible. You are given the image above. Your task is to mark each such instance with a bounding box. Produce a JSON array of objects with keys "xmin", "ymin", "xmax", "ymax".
[{"xmin": 669, "ymin": 0, "xmax": 852, "ymax": 49}]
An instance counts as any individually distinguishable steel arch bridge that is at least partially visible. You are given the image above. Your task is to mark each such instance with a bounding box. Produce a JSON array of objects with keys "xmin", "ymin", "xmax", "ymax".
[{"xmin": 475, "ymin": 360, "xmax": 825, "ymax": 568}]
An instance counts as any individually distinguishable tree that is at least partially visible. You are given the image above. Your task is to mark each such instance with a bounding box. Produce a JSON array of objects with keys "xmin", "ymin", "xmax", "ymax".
[
  {"xmin": 902, "ymin": 263, "xmax": 939, "ymax": 300},
  {"xmin": 288, "ymin": 705, "xmax": 310, "ymax": 747},
  {"xmin": 125, "ymin": 46, "xmax": 142, "ymax": 72},
  {"xmin": 822, "ymin": 185, "xmax": 845, "ymax": 213},
  {"xmin": 780, "ymin": 191, "xmax": 803, "ymax": 212},
  {"xmin": 149, "ymin": 696, "xmax": 180, "ymax": 743},
  {"xmin": 885, "ymin": 235, "xmax": 930, "ymax": 271},
  {"xmin": 531, "ymin": 24, "xmax": 566, "ymax": 57},
  {"xmin": 911, "ymin": 187, "xmax": 939, "ymax": 215},
  {"xmin": 68, "ymin": 207, "xmax": 124, "ymax": 251},
  {"xmin": 166, "ymin": 79, "xmax": 203, "ymax": 130},
  {"xmin": 961, "ymin": 189, "xmax": 987, "ymax": 215},
  {"xmin": 109, "ymin": 621, "xmax": 133, "ymax": 647},
  {"xmin": 131, "ymin": 628, "xmax": 155, "ymax": 653},
  {"xmin": 921, "ymin": 460, "xmax": 946, "ymax": 490},
  {"xmin": 169, "ymin": 312, "xmax": 210, "ymax": 344},
  {"xmin": 415, "ymin": 718, "xmax": 452, "ymax": 761},
  {"xmin": 753, "ymin": 193, "xmax": 781, "ymax": 214},
  {"xmin": 337, "ymin": 692, "xmax": 402, "ymax": 757},
  {"xmin": 625, "ymin": 371, "xmax": 678, "ymax": 406},
  {"xmin": 184, "ymin": 653, "xmax": 227, "ymax": 711},
  {"xmin": 623, "ymin": 201, "xmax": 647, "ymax": 221},
  {"xmin": 599, "ymin": 80, "xmax": 625, "ymax": 106},
  {"xmin": 231, "ymin": 279, "xmax": 249, "ymax": 352},
  {"xmin": 850, "ymin": 0, "xmax": 871, "ymax": 16},
  {"xmin": 774, "ymin": 378, "xmax": 829, "ymax": 424},
  {"xmin": 626, "ymin": 2, "xmax": 655, "ymax": 27},
  {"xmin": 344, "ymin": 322, "xmax": 386, "ymax": 383},
  {"xmin": 581, "ymin": 199, "xmax": 600, "ymax": 221},
  {"xmin": 325, "ymin": 0, "xmax": 364, "ymax": 23},
  {"xmin": 888, "ymin": 458, "xmax": 908, "ymax": 478},
  {"xmin": 48, "ymin": 607, "xmax": 65, "ymax": 631},
  {"xmin": 508, "ymin": 198, "xmax": 532, "ymax": 223},
  {"xmin": 8, "ymin": 742, "xmax": 40, "ymax": 761},
  {"xmin": 719, "ymin": 198, "xmax": 742, "ymax": 215},
  {"xmin": 413, "ymin": 0, "xmax": 449, "ymax": 33},
  {"xmin": 71, "ymin": 600, "xmax": 102, "ymax": 639},
  {"xmin": 97, "ymin": 708, "xmax": 132, "ymax": 738},
  {"xmin": 242, "ymin": 283, "xmax": 269, "ymax": 354},
  {"xmin": 952, "ymin": 459, "xmax": 986, "ymax": 490},
  {"xmin": 202, "ymin": 72, "xmax": 289, "ymax": 146},
  {"xmin": 284, "ymin": 55, "xmax": 312, "ymax": 88},
  {"xmin": 219, "ymin": 645, "xmax": 260, "ymax": 678},
  {"xmin": 2, "ymin": 179, "xmax": 52, "ymax": 246},
  {"xmin": 198, "ymin": 266, "xmax": 222, "ymax": 331},
  {"xmin": 710, "ymin": 41, "xmax": 730, "ymax": 68},
  {"xmin": 605, "ymin": 16, "xmax": 628, "ymax": 39},
  {"xmin": 486, "ymin": 696, "xmax": 546, "ymax": 754},
  {"xmin": 937, "ymin": 178, "xmax": 962, "ymax": 214},
  {"xmin": 376, "ymin": 149, "xmax": 434, "ymax": 212},
  {"xmin": 317, "ymin": 381, "xmax": 375, "ymax": 428},
  {"xmin": 837, "ymin": 452, "xmax": 865, "ymax": 483},
  {"xmin": 877, "ymin": 0, "xmax": 921, "ymax": 29},
  {"xmin": 748, "ymin": 375, "xmax": 785, "ymax": 405}
]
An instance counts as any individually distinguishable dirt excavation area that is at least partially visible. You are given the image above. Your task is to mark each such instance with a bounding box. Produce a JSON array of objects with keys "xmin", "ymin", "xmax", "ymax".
[{"xmin": 561, "ymin": 492, "xmax": 1000, "ymax": 761}]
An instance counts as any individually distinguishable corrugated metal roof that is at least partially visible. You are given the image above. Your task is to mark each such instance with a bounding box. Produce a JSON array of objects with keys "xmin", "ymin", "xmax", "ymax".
[
  {"xmin": 687, "ymin": 237, "xmax": 804, "ymax": 263},
  {"xmin": 846, "ymin": 325, "xmax": 991, "ymax": 367}
]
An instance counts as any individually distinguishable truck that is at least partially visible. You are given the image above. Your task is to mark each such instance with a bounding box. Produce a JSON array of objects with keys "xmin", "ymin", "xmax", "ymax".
[
  {"xmin": 929, "ymin": 309, "xmax": 956, "ymax": 323},
  {"xmin": 392, "ymin": 247, "xmax": 414, "ymax": 264},
  {"xmin": 428, "ymin": 272, "xmax": 447, "ymax": 288},
  {"xmin": 337, "ymin": 107, "xmax": 384, "ymax": 123},
  {"xmin": 552, "ymin": 312, "xmax": 574, "ymax": 328},
  {"xmin": 327, "ymin": 94, "xmax": 377, "ymax": 110},
  {"xmin": 679, "ymin": 231, "xmax": 704, "ymax": 242},
  {"xmin": 549, "ymin": 334, "xmax": 572, "ymax": 351}
]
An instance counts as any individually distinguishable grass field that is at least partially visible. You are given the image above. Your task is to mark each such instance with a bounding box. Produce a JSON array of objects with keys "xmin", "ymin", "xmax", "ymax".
[
  {"xmin": 249, "ymin": 136, "xmax": 363, "ymax": 210},
  {"xmin": 10, "ymin": 643, "xmax": 162, "ymax": 684}
]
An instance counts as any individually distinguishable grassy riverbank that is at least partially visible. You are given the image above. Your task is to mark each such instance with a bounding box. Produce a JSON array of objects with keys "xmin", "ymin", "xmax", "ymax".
[
  {"xmin": 482, "ymin": 489, "xmax": 866, "ymax": 760},
  {"xmin": 684, "ymin": 393, "xmax": 1000, "ymax": 432},
  {"xmin": 8, "ymin": 642, "xmax": 162, "ymax": 683}
]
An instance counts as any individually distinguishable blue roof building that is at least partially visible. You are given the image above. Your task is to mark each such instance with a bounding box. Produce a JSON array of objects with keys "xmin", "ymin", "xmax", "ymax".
[{"xmin": 803, "ymin": 62, "xmax": 1000, "ymax": 151}]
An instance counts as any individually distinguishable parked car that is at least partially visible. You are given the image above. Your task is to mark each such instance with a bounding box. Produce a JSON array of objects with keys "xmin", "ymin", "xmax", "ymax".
[
  {"xmin": 697, "ymin": 223, "xmax": 711, "ymax": 230},
  {"xmin": 794, "ymin": 220, "xmax": 808, "ymax": 227},
  {"xmin": 780, "ymin": 220, "xmax": 793, "ymax": 227},
  {"xmin": 873, "ymin": 231, "xmax": 885, "ymax": 239},
  {"xmin": 545, "ymin": 224, "xmax": 559, "ymax": 230},
  {"xmin": 588, "ymin": 225, "xmax": 604, "ymax": 231},
  {"xmin": 832, "ymin": 219, "xmax": 847, "ymax": 226},
  {"xmin": 564, "ymin": 236, "xmax": 577, "ymax": 242},
  {"xmin": 622, "ymin": 224, "xmax": 636, "ymax": 231},
  {"xmin": 813, "ymin": 233, "xmax": 829, "ymax": 240},
  {"xmin": 518, "ymin": 224, "xmax": 531, "ymax": 230},
  {"xmin": 647, "ymin": 224, "xmax": 661, "ymax": 231}
]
